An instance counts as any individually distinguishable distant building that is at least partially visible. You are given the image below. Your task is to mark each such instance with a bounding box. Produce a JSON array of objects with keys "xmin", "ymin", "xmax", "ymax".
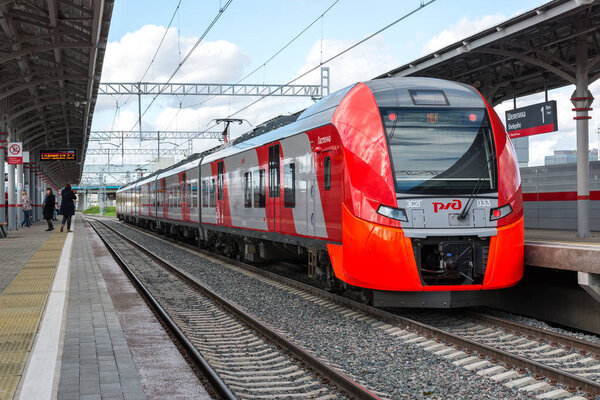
[{"xmin": 544, "ymin": 149, "xmax": 599, "ymax": 165}]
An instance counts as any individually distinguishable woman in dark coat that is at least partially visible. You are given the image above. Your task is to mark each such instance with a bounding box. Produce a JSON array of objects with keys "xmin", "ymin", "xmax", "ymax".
[
  {"xmin": 60, "ymin": 184, "xmax": 77, "ymax": 232},
  {"xmin": 42, "ymin": 187, "xmax": 56, "ymax": 231}
]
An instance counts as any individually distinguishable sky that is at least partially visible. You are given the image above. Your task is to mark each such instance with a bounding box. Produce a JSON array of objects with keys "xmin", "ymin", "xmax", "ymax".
[{"xmin": 87, "ymin": 0, "xmax": 600, "ymax": 177}]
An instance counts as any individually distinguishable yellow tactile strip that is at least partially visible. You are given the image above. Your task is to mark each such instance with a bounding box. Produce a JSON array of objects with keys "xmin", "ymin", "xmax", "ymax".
[{"xmin": 0, "ymin": 233, "xmax": 66, "ymax": 400}]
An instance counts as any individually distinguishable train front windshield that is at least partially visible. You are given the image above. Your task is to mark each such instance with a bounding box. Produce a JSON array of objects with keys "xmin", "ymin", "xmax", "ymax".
[{"xmin": 381, "ymin": 108, "xmax": 498, "ymax": 195}]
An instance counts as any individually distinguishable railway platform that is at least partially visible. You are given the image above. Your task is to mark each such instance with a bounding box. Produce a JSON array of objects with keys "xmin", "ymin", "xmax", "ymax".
[
  {"xmin": 525, "ymin": 228, "xmax": 600, "ymax": 274},
  {"xmin": 0, "ymin": 216, "xmax": 210, "ymax": 400},
  {"xmin": 525, "ymin": 228, "xmax": 600, "ymax": 302},
  {"xmin": 484, "ymin": 229, "xmax": 600, "ymax": 336}
]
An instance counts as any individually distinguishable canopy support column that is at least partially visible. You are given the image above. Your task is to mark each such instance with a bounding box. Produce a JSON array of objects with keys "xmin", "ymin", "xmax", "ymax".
[{"xmin": 572, "ymin": 33, "xmax": 594, "ymax": 238}]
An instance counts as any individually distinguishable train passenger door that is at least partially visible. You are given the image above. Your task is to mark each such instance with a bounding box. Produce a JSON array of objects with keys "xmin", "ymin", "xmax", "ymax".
[
  {"xmin": 268, "ymin": 144, "xmax": 280, "ymax": 232},
  {"xmin": 181, "ymin": 172, "xmax": 189, "ymax": 221},
  {"xmin": 216, "ymin": 161, "xmax": 225, "ymax": 225},
  {"xmin": 307, "ymin": 155, "xmax": 317, "ymax": 236},
  {"xmin": 160, "ymin": 179, "xmax": 167, "ymax": 218}
]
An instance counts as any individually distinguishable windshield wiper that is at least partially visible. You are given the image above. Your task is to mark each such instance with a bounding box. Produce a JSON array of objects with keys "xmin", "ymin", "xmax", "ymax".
[{"xmin": 458, "ymin": 153, "xmax": 496, "ymax": 220}]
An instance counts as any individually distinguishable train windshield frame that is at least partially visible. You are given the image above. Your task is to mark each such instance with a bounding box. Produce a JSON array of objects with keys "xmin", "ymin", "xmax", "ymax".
[{"xmin": 380, "ymin": 107, "xmax": 498, "ymax": 195}]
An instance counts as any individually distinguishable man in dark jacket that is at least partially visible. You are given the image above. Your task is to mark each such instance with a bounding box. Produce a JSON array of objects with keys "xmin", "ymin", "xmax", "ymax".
[
  {"xmin": 42, "ymin": 188, "xmax": 56, "ymax": 231},
  {"xmin": 59, "ymin": 184, "xmax": 77, "ymax": 232}
]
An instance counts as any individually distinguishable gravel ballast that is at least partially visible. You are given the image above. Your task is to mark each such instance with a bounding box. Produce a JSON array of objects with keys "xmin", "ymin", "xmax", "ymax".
[{"xmin": 103, "ymin": 220, "xmax": 549, "ymax": 399}]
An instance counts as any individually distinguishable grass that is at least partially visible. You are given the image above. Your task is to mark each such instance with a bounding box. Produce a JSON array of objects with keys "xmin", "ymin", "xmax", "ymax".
[{"xmin": 81, "ymin": 206, "xmax": 116, "ymax": 217}]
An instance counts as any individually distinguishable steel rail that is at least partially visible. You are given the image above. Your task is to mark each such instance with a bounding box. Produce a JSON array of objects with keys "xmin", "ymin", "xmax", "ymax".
[
  {"xmin": 113, "ymin": 219, "xmax": 600, "ymax": 397},
  {"xmin": 470, "ymin": 311, "xmax": 600, "ymax": 355},
  {"xmin": 89, "ymin": 217, "xmax": 381, "ymax": 400},
  {"xmin": 87, "ymin": 219, "xmax": 236, "ymax": 400}
]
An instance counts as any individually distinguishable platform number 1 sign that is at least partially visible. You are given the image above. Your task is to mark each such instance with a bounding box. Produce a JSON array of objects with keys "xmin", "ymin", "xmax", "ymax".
[{"xmin": 7, "ymin": 142, "xmax": 23, "ymax": 165}]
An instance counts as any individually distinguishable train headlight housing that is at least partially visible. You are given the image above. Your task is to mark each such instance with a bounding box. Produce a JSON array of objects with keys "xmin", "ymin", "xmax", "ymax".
[
  {"xmin": 376, "ymin": 205, "xmax": 408, "ymax": 222},
  {"xmin": 490, "ymin": 204, "xmax": 512, "ymax": 221}
]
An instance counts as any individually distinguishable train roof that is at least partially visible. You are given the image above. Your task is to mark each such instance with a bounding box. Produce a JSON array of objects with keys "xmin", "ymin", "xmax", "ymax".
[{"xmin": 201, "ymin": 83, "xmax": 356, "ymax": 164}]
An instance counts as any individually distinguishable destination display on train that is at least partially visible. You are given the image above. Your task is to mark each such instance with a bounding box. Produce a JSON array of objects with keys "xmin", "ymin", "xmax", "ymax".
[
  {"xmin": 505, "ymin": 100, "xmax": 558, "ymax": 139},
  {"xmin": 382, "ymin": 109, "xmax": 485, "ymax": 126},
  {"xmin": 40, "ymin": 149, "xmax": 77, "ymax": 161}
]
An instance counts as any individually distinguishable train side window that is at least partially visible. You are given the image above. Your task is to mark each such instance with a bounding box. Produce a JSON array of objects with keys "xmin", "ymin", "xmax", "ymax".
[
  {"xmin": 192, "ymin": 181, "xmax": 197, "ymax": 208},
  {"xmin": 324, "ymin": 156, "xmax": 331, "ymax": 191},
  {"xmin": 187, "ymin": 183, "xmax": 192, "ymax": 205},
  {"xmin": 253, "ymin": 169, "xmax": 265, "ymax": 208},
  {"xmin": 244, "ymin": 172, "xmax": 252, "ymax": 208},
  {"xmin": 202, "ymin": 180, "xmax": 208, "ymax": 208},
  {"xmin": 284, "ymin": 163, "xmax": 295, "ymax": 208},
  {"xmin": 217, "ymin": 161, "xmax": 224, "ymax": 200},
  {"xmin": 210, "ymin": 179, "xmax": 216, "ymax": 207}
]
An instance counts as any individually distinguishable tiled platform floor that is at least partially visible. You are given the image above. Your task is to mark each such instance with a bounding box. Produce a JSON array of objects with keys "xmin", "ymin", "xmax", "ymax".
[
  {"xmin": 0, "ymin": 215, "xmax": 211, "ymax": 399},
  {"xmin": 0, "ymin": 221, "xmax": 53, "ymax": 294},
  {"xmin": 526, "ymin": 228, "xmax": 600, "ymax": 244},
  {"xmin": 56, "ymin": 216, "xmax": 210, "ymax": 400}
]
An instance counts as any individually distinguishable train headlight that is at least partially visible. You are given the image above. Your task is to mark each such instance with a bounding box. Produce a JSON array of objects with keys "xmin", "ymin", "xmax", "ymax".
[
  {"xmin": 376, "ymin": 205, "xmax": 408, "ymax": 222},
  {"xmin": 490, "ymin": 204, "xmax": 512, "ymax": 221}
]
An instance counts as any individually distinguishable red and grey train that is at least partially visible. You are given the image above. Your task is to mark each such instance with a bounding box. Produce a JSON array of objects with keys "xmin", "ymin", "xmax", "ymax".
[{"xmin": 116, "ymin": 77, "xmax": 524, "ymax": 307}]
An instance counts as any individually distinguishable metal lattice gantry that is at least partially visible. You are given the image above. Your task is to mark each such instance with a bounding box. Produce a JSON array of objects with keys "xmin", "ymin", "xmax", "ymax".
[
  {"xmin": 83, "ymin": 164, "xmax": 152, "ymax": 173},
  {"xmin": 86, "ymin": 148, "xmax": 189, "ymax": 156},
  {"xmin": 99, "ymin": 67, "xmax": 330, "ymax": 99},
  {"xmin": 89, "ymin": 130, "xmax": 223, "ymax": 141}
]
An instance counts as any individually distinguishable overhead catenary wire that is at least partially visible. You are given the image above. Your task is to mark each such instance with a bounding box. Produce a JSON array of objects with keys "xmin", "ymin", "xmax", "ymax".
[
  {"xmin": 194, "ymin": 0, "xmax": 437, "ymax": 141},
  {"xmin": 227, "ymin": 0, "xmax": 437, "ymax": 120},
  {"xmin": 182, "ymin": 0, "xmax": 340, "ymax": 110},
  {"xmin": 126, "ymin": 0, "xmax": 235, "ymax": 134},
  {"xmin": 118, "ymin": 0, "xmax": 184, "ymax": 110}
]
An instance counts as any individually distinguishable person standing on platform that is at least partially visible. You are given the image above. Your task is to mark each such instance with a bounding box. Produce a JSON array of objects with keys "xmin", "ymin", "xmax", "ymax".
[
  {"xmin": 20, "ymin": 190, "xmax": 32, "ymax": 228},
  {"xmin": 59, "ymin": 184, "xmax": 76, "ymax": 232},
  {"xmin": 43, "ymin": 188, "xmax": 55, "ymax": 231}
]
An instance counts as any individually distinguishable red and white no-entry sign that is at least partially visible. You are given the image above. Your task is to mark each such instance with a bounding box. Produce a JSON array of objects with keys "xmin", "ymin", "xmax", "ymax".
[{"xmin": 7, "ymin": 142, "xmax": 23, "ymax": 165}]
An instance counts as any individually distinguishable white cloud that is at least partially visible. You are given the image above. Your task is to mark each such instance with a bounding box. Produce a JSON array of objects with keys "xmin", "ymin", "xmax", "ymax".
[
  {"xmin": 101, "ymin": 24, "xmax": 249, "ymax": 83},
  {"xmin": 294, "ymin": 37, "xmax": 399, "ymax": 91},
  {"xmin": 422, "ymin": 15, "xmax": 506, "ymax": 54}
]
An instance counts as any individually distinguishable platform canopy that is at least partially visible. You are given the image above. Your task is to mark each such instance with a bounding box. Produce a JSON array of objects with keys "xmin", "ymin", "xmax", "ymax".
[
  {"xmin": 0, "ymin": 0, "xmax": 114, "ymax": 185},
  {"xmin": 377, "ymin": 0, "xmax": 600, "ymax": 106}
]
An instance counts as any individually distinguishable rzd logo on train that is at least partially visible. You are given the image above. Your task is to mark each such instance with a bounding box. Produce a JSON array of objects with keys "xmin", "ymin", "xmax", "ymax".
[{"xmin": 432, "ymin": 199, "xmax": 462, "ymax": 213}]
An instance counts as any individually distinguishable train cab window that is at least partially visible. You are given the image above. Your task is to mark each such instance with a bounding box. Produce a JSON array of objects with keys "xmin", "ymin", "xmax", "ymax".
[
  {"xmin": 244, "ymin": 172, "xmax": 252, "ymax": 208},
  {"xmin": 210, "ymin": 179, "xmax": 216, "ymax": 207},
  {"xmin": 217, "ymin": 162, "xmax": 224, "ymax": 200},
  {"xmin": 202, "ymin": 180, "xmax": 208, "ymax": 208},
  {"xmin": 253, "ymin": 169, "xmax": 265, "ymax": 208},
  {"xmin": 324, "ymin": 156, "xmax": 331, "ymax": 191},
  {"xmin": 284, "ymin": 163, "xmax": 295, "ymax": 208}
]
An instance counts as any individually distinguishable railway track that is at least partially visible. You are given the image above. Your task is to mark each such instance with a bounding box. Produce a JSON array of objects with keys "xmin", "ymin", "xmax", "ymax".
[
  {"xmin": 97, "ymin": 217, "xmax": 600, "ymax": 399},
  {"xmin": 88, "ymin": 218, "xmax": 379, "ymax": 400},
  {"xmin": 403, "ymin": 310, "xmax": 600, "ymax": 390}
]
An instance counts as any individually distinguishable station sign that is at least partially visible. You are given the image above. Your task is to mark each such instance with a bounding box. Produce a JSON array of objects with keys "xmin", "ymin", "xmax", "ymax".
[
  {"xmin": 40, "ymin": 149, "xmax": 77, "ymax": 161},
  {"xmin": 7, "ymin": 142, "xmax": 22, "ymax": 164},
  {"xmin": 505, "ymin": 100, "xmax": 558, "ymax": 139}
]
